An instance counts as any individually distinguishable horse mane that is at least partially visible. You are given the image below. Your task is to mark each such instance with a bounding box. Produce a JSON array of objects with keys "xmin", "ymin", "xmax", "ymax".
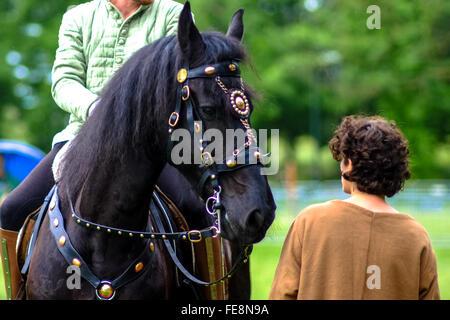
[{"xmin": 59, "ymin": 32, "xmax": 247, "ymax": 197}]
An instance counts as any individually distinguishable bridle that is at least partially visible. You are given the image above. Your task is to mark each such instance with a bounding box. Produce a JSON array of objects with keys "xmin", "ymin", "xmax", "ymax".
[
  {"xmin": 24, "ymin": 60, "xmax": 264, "ymax": 300},
  {"xmin": 167, "ymin": 59, "xmax": 266, "ymax": 236}
]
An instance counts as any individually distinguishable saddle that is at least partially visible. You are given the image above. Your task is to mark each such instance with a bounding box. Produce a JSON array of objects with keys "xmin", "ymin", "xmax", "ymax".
[{"xmin": 15, "ymin": 186, "xmax": 231, "ymax": 300}]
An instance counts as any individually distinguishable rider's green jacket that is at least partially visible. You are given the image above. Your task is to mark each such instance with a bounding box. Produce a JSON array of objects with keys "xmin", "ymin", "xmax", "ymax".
[{"xmin": 51, "ymin": 0, "xmax": 183, "ymax": 146}]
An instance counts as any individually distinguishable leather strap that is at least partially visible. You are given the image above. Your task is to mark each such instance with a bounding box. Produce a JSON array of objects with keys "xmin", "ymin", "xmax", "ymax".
[
  {"xmin": 187, "ymin": 60, "xmax": 241, "ymax": 79},
  {"xmin": 21, "ymin": 185, "xmax": 56, "ymax": 275},
  {"xmin": 48, "ymin": 187, "xmax": 154, "ymax": 299},
  {"xmin": 151, "ymin": 190, "xmax": 251, "ymax": 287},
  {"xmin": 69, "ymin": 197, "xmax": 218, "ymax": 242}
]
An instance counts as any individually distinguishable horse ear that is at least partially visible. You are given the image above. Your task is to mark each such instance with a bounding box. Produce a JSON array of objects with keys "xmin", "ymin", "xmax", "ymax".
[
  {"xmin": 178, "ymin": 1, "xmax": 206, "ymax": 66},
  {"xmin": 226, "ymin": 9, "xmax": 244, "ymax": 42}
]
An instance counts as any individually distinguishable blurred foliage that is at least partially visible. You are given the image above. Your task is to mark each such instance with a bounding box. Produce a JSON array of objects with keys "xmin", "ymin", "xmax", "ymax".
[{"xmin": 0, "ymin": 0, "xmax": 449, "ymax": 179}]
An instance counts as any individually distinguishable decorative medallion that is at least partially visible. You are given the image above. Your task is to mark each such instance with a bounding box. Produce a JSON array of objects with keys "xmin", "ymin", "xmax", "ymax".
[
  {"xmin": 230, "ymin": 90, "xmax": 250, "ymax": 117},
  {"xmin": 177, "ymin": 68, "xmax": 188, "ymax": 83},
  {"xmin": 97, "ymin": 281, "xmax": 115, "ymax": 300}
]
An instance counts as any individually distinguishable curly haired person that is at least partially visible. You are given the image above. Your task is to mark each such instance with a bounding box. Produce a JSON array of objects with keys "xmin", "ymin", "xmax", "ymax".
[{"xmin": 269, "ymin": 115, "xmax": 440, "ymax": 300}]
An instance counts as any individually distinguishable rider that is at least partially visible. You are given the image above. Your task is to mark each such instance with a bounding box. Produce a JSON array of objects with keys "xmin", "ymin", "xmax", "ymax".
[{"xmin": 0, "ymin": 0, "xmax": 184, "ymax": 300}]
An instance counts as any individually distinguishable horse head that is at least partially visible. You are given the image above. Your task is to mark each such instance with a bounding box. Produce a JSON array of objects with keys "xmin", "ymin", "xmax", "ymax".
[{"xmin": 168, "ymin": 2, "xmax": 276, "ymax": 246}]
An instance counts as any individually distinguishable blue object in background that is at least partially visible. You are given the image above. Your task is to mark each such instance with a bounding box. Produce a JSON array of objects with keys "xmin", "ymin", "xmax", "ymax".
[{"xmin": 0, "ymin": 140, "xmax": 45, "ymax": 187}]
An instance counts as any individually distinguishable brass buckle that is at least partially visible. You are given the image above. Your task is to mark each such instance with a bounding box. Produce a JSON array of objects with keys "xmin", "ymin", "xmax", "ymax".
[
  {"xmin": 181, "ymin": 85, "xmax": 190, "ymax": 101},
  {"xmin": 201, "ymin": 152, "xmax": 214, "ymax": 167},
  {"xmin": 168, "ymin": 112, "xmax": 179, "ymax": 127},
  {"xmin": 187, "ymin": 230, "xmax": 202, "ymax": 243}
]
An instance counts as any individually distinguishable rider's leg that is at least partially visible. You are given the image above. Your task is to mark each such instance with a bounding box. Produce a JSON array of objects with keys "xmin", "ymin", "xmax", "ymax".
[{"xmin": 0, "ymin": 141, "xmax": 66, "ymax": 299}]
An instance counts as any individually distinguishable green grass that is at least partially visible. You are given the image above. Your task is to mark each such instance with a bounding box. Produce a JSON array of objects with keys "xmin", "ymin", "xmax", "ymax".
[{"xmin": 250, "ymin": 210, "xmax": 450, "ymax": 300}]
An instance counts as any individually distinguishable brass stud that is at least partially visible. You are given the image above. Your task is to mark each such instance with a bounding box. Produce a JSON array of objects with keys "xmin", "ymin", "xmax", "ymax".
[
  {"xmin": 226, "ymin": 159, "xmax": 237, "ymax": 168},
  {"xmin": 149, "ymin": 242, "xmax": 155, "ymax": 252},
  {"xmin": 182, "ymin": 235, "xmax": 187, "ymax": 240},
  {"xmin": 129, "ymin": 233, "xmax": 133, "ymax": 237},
  {"xmin": 85, "ymin": 223, "xmax": 90, "ymax": 228},
  {"xmin": 140, "ymin": 234, "xmax": 144, "ymax": 238},
  {"xmin": 162, "ymin": 235, "xmax": 166, "ymax": 239},
  {"xmin": 77, "ymin": 219, "xmax": 81, "ymax": 224},
  {"xmin": 58, "ymin": 235, "xmax": 66, "ymax": 246},
  {"xmin": 107, "ymin": 229, "xmax": 111, "ymax": 233},
  {"xmin": 177, "ymin": 68, "xmax": 188, "ymax": 83},
  {"xmin": 96, "ymin": 226, "xmax": 101, "ymax": 231},
  {"xmin": 194, "ymin": 122, "xmax": 201, "ymax": 133},
  {"xmin": 135, "ymin": 262, "xmax": 144, "ymax": 273},
  {"xmin": 53, "ymin": 218, "xmax": 59, "ymax": 228},
  {"xmin": 211, "ymin": 174, "xmax": 216, "ymax": 180},
  {"xmin": 229, "ymin": 63, "xmax": 237, "ymax": 71},
  {"xmin": 204, "ymin": 66, "xmax": 216, "ymax": 75},
  {"xmin": 72, "ymin": 258, "xmax": 81, "ymax": 268},
  {"xmin": 118, "ymin": 231, "xmax": 122, "ymax": 236},
  {"xmin": 49, "ymin": 200, "xmax": 56, "ymax": 211},
  {"xmin": 98, "ymin": 283, "xmax": 114, "ymax": 300}
]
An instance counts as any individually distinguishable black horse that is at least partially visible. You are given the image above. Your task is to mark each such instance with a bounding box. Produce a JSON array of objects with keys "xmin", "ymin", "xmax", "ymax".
[{"xmin": 25, "ymin": 2, "xmax": 275, "ymax": 299}]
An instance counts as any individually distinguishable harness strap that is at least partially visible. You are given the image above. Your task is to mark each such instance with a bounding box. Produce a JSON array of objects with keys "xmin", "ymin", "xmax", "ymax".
[
  {"xmin": 48, "ymin": 187, "xmax": 154, "ymax": 300},
  {"xmin": 69, "ymin": 199, "xmax": 218, "ymax": 242},
  {"xmin": 187, "ymin": 60, "xmax": 241, "ymax": 79},
  {"xmin": 152, "ymin": 190, "xmax": 251, "ymax": 287},
  {"xmin": 21, "ymin": 185, "xmax": 56, "ymax": 276}
]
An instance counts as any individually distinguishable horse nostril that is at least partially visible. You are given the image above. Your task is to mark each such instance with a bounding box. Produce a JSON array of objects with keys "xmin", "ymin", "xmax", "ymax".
[{"xmin": 245, "ymin": 209, "xmax": 265, "ymax": 231}]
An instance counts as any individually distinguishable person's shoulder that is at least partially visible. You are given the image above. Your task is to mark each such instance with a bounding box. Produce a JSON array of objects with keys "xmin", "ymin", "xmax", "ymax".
[
  {"xmin": 389, "ymin": 212, "xmax": 432, "ymax": 245},
  {"xmin": 299, "ymin": 200, "xmax": 342, "ymax": 216},
  {"xmin": 63, "ymin": 0, "xmax": 100, "ymax": 20},
  {"xmin": 66, "ymin": 0, "xmax": 99, "ymax": 13},
  {"xmin": 155, "ymin": 0, "xmax": 184, "ymax": 13},
  {"xmin": 295, "ymin": 200, "xmax": 340, "ymax": 222}
]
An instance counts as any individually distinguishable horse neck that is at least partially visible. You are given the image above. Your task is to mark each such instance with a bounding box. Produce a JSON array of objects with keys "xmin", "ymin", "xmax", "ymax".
[{"xmin": 74, "ymin": 151, "xmax": 165, "ymax": 231}]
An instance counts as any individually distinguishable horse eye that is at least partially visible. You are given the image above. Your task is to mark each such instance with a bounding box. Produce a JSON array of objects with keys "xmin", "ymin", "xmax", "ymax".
[{"xmin": 199, "ymin": 106, "xmax": 217, "ymax": 119}]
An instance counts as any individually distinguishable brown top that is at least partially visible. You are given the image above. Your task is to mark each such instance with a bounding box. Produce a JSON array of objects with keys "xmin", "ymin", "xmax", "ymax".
[{"xmin": 269, "ymin": 200, "xmax": 440, "ymax": 300}]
